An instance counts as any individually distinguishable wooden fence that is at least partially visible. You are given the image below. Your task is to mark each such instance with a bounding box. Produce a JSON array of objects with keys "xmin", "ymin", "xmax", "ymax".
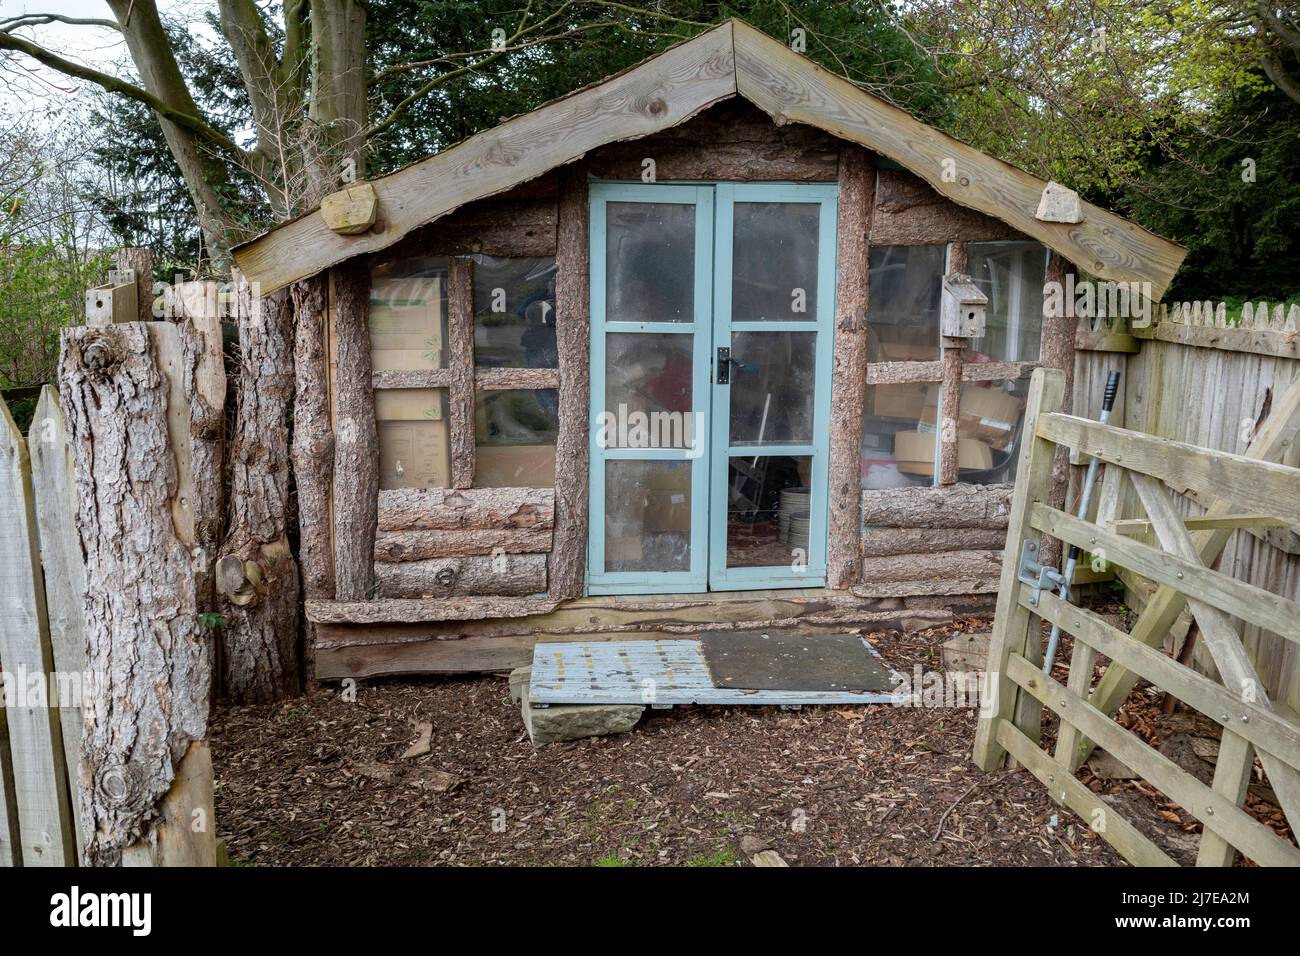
[
  {"xmin": 1073, "ymin": 301, "xmax": 1300, "ymax": 714},
  {"xmin": 0, "ymin": 276, "xmax": 223, "ymax": 866},
  {"xmin": 975, "ymin": 366, "xmax": 1300, "ymax": 866}
]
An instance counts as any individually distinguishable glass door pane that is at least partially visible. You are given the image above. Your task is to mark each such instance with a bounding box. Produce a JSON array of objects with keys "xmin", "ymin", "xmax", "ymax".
[
  {"xmin": 711, "ymin": 186, "xmax": 837, "ymax": 589},
  {"xmin": 588, "ymin": 184, "xmax": 712, "ymax": 595}
]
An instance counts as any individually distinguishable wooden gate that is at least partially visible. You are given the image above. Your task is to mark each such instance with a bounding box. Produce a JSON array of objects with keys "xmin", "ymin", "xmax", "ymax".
[{"xmin": 973, "ymin": 367, "xmax": 1300, "ymax": 866}]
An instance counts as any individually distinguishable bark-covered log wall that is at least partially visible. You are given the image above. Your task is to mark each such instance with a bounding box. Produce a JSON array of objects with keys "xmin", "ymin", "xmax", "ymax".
[{"xmin": 315, "ymin": 98, "xmax": 1062, "ymax": 623}]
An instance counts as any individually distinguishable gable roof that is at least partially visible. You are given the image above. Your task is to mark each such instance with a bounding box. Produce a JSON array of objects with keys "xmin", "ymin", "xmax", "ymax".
[{"xmin": 233, "ymin": 19, "xmax": 1185, "ymax": 298}]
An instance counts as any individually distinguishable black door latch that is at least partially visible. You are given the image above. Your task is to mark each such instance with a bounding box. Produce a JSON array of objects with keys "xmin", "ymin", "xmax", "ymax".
[{"xmin": 716, "ymin": 346, "xmax": 731, "ymax": 384}]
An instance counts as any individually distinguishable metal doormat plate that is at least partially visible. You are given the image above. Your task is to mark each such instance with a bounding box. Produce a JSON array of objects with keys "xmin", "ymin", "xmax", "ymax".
[
  {"xmin": 700, "ymin": 630, "xmax": 894, "ymax": 693},
  {"xmin": 529, "ymin": 635, "xmax": 906, "ymax": 707}
]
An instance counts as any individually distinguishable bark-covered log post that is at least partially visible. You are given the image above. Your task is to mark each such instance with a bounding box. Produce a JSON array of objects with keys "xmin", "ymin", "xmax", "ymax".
[
  {"xmin": 549, "ymin": 163, "xmax": 592, "ymax": 600},
  {"xmin": 215, "ymin": 276, "xmax": 300, "ymax": 702},
  {"xmin": 60, "ymin": 322, "xmax": 216, "ymax": 866},
  {"xmin": 1039, "ymin": 252, "xmax": 1076, "ymax": 569},
  {"xmin": 331, "ymin": 260, "xmax": 378, "ymax": 600},
  {"xmin": 115, "ymin": 247, "xmax": 155, "ymax": 323},
  {"xmin": 291, "ymin": 274, "xmax": 335, "ymax": 683},
  {"xmin": 826, "ymin": 146, "xmax": 874, "ymax": 589},
  {"xmin": 164, "ymin": 282, "xmax": 227, "ymax": 614}
]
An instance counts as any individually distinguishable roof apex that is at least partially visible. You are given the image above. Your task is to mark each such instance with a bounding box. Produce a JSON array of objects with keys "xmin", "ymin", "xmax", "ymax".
[{"xmin": 234, "ymin": 18, "xmax": 1184, "ymax": 297}]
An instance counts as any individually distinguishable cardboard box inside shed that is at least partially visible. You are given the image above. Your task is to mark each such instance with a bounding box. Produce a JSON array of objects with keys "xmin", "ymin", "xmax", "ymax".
[
  {"xmin": 475, "ymin": 444, "xmax": 556, "ymax": 488},
  {"xmin": 920, "ymin": 383, "xmax": 1022, "ymax": 451},
  {"xmin": 369, "ymin": 275, "xmax": 444, "ymax": 370},
  {"xmin": 893, "ymin": 430, "xmax": 992, "ymax": 475},
  {"xmin": 871, "ymin": 382, "xmax": 929, "ymax": 420},
  {"xmin": 375, "ymin": 389, "xmax": 450, "ymax": 490}
]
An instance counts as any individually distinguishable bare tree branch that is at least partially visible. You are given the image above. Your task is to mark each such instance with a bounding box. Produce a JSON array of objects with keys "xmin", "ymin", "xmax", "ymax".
[{"xmin": 0, "ymin": 29, "xmax": 245, "ymax": 158}]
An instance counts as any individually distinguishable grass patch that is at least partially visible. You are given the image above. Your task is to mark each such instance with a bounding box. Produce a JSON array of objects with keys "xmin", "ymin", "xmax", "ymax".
[{"xmin": 684, "ymin": 848, "xmax": 737, "ymax": 867}]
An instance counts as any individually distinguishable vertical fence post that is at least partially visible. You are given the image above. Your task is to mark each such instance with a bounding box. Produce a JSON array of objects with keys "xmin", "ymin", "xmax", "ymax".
[
  {"xmin": 0, "ymin": 397, "xmax": 76, "ymax": 865},
  {"xmin": 0, "ymin": 675, "xmax": 21, "ymax": 865},
  {"xmin": 27, "ymin": 385, "xmax": 90, "ymax": 855},
  {"xmin": 972, "ymin": 368, "xmax": 1064, "ymax": 770},
  {"xmin": 60, "ymin": 321, "xmax": 216, "ymax": 866}
]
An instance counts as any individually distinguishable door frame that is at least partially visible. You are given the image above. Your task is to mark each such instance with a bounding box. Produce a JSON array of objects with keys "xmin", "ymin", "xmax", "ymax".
[
  {"xmin": 586, "ymin": 182, "xmax": 714, "ymax": 595},
  {"xmin": 708, "ymin": 182, "xmax": 838, "ymax": 590},
  {"xmin": 585, "ymin": 180, "xmax": 838, "ymax": 595}
]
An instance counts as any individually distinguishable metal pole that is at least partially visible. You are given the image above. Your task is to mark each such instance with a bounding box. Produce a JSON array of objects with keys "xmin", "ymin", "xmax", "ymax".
[{"xmin": 1042, "ymin": 369, "xmax": 1121, "ymax": 673}]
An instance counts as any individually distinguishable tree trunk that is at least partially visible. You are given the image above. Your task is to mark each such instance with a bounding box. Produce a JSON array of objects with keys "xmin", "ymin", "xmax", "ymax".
[
  {"xmin": 216, "ymin": 278, "xmax": 300, "ymax": 702},
  {"xmin": 105, "ymin": 0, "xmax": 241, "ymax": 263},
  {"xmin": 305, "ymin": 0, "xmax": 368, "ymax": 197},
  {"xmin": 291, "ymin": 275, "xmax": 334, "ymax": 684},
  {"xmin": 331, "ymin": 260, "xmax": 378, "ymax": 600},
  {"xmin": 60, "ymin": 323, "xmax": 210, "ymax": 866}
]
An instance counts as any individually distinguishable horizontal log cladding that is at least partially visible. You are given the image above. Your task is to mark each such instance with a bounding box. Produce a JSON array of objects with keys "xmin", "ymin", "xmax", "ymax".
[
  {"xmin": 375, "ymin": 554, "xmax": 547, "ymax": 598},
  {"xmin": 855, "ymin": 549, "xmax": 1005, "ymax": 597},
  {"xmin": 375, "ymin": 527, "xmax": 552, "ymax": 562},
  {"xmin": 377, "ymin": 487, "xmax": 554, "ymax": 532},
  {"xmin": 861, "ymin": 482, "xmax": 1013, "ymax": 530},
  {"xmin": 860, "ymin": 526, "xmax": 1007, "ymax": 557}
]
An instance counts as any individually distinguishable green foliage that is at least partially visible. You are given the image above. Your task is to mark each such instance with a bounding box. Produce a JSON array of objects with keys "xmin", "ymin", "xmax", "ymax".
[
  {"xmin": 1120, "ymin": 79, "xmax": 1300, "ymax": 301},
  {"xmin": 0, "ymin": 241, "xmax": 112, "ymax": 388},
  {"xmin": 366, "ymin": 0, "xmax": 946, "ymax": 173}
]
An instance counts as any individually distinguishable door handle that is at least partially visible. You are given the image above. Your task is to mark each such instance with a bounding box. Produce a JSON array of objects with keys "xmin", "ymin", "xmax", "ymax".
[{"xmin": 716, "ymin": 346, "xmax": 733, "ymax": 384}]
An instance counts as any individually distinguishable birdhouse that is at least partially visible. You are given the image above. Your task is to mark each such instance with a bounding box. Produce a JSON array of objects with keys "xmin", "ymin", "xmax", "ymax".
[{"xmin": 940, "ymin": 273, "xmax": 988, "ymax": 339}]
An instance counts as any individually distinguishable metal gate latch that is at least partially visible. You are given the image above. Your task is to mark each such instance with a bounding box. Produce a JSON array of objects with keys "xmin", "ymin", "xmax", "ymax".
[{"xmin": 1017, "ymin": 539, "xmax": 1065, "ymax": 608}]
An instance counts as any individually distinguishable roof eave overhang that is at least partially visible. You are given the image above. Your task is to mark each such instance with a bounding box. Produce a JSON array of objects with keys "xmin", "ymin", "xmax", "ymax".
[{"xmin": 233, "ymin": 19, "xmax": 1185, "ymax": 299}]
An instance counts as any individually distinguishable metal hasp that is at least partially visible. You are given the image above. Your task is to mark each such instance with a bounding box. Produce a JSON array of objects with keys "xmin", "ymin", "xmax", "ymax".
[
  {"xmin": 716, "ymin": 346, "xmax": 731, "ymax": 384},
  {"xmin": 1017, "ymin": 538, "xmax": 1065, "ymax": 609}
]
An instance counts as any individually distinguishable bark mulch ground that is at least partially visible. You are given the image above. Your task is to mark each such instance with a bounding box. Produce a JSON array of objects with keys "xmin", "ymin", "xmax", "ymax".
[{"xmin": 212, "ymin": 618, "xmax": 1135, "ymax": 867}]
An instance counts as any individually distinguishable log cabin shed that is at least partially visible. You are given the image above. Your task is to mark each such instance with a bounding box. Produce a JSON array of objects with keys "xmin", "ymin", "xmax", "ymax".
[{"xmin": 232, "ymin": 19, "xmax": 1186, "ymax": 680}]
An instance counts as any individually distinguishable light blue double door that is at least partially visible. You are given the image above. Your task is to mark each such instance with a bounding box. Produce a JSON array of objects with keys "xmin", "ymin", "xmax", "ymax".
[{"xmin": 587, "ymin": 181, "xmax": 838, "ymax": 594}]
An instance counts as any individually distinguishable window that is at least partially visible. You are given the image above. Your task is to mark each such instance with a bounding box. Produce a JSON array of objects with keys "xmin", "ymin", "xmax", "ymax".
[
  {"xmin": 474, "ymin": 389, "xmax": 559, "ymax": 487},
  {"xmin": 375, "ymin": 388, "xmax": 450, "ymax": 490},
  {"xmin": 369, "ymin": 256, "xmax": 447, "ymax": 371},
  {"xmin": 472, "ymin": 256, "xmax": 557, "ymax": 368},
  {"xmin": 952, "ymin": 379, "xmax": 1027, "ymax": 484},
  {"xmin": 966, "ymin": 241, "xmax": 1048, "ymax": 362},
  {"xmin": 867, "ymin": 245, "xmax": 944, "ymax": 361},
  {"xmin": 369, "ymin": 257, "xmax": 451, "ymax": 489},
  {"xmin": 860, "ymin": 242, "xmax": 1045, "ymax": 488}
]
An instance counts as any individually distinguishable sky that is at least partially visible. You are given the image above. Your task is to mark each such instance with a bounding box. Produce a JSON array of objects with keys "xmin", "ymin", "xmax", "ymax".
[{"xmin": 1, "ymin": 0, "xmax": 217, "ymax": 117}]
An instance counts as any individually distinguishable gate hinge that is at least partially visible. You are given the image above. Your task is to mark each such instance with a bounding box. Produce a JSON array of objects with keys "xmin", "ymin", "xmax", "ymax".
[{"xmin": 1017, "ymin": 539, "xmax": 1065, "ymax": 608}]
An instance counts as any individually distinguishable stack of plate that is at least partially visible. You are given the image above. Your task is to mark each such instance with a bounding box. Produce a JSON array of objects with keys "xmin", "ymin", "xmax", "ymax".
[
  {"xmin": 778, "ymin": 487, "xmax": 811, "ymax": 544},
  {"xmin": 788, "ymin": 514, "xmax": 811, "ymax": 551}
]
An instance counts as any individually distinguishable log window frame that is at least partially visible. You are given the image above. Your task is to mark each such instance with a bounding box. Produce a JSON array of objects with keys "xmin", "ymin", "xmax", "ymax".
[
  {"xmin": 364, "ymin": 255, "xmax": 563, "ymax": 490},
  {"xmin": 863, "ymin": 239, "xmax": 1043, "ymax": 486}
]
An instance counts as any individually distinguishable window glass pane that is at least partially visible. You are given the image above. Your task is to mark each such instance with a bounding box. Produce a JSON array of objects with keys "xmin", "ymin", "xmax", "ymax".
[
  {"xmin": 729, "ymin": 331, "xmax": 815, "ymax": 446},
  {"xmin": 867, "ymin": 245, "xmax": 943, "ymax": 361},
  {"xmin": 725, "ymin": 455, "xmax": 812, "ymax": 568},
  {"xmin": 604, "ymin": 332, "xmax": 695, "ymax": 450},
  {"xmin": 472, "ymin": 256, "xmax": 557, "ymax": 368},
  {"xmin": 606, "ymin": 202, "xmax": 695, "ymax": 323},
  {"xmin": 604, "ymin": 460, "xmax": 692, "ymax": 573},
  {"xmin": 731, "ymin": 202, "xmax": 819, "ymax": 322},
  {"xmin": 474, "ymin": 389, "xmax": 559, "ymax": 487},
  {"xmin": 605, "ymin": 332, "xmax": 693, "ymax": 418},
  {"xmin": 861, "ymin": 384, "xmax": 934, "ymax": 488},
  {"xmin": 950, "ymin": 379, "xmax": 1027, "ymax": 484},
  {"xmin": 375, "ymin": 388, "xmax": 450, "ymax": 490},
  {"xmin": 369, "ymin": 256, "xmax": 447, "ymax": 371},
  {"xmin": 966, "ymin": 241, "xmax": 1047, "ymax": 361}
]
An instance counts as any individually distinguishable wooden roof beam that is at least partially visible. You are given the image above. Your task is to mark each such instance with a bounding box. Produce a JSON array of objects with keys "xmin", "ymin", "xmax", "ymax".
[{"xmin": 232, "ymin": 22, "xmax": 738, "ymax": 293}]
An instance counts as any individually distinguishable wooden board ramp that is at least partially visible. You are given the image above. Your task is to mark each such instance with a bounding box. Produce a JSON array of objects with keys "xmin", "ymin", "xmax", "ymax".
[
  {"xmin": 973, "ymin": 367, "xmax": 1300, "ymax": 867},
  {"xmin": 529, "ymin": 632, "xmax": 905, "ymax": 707}
]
